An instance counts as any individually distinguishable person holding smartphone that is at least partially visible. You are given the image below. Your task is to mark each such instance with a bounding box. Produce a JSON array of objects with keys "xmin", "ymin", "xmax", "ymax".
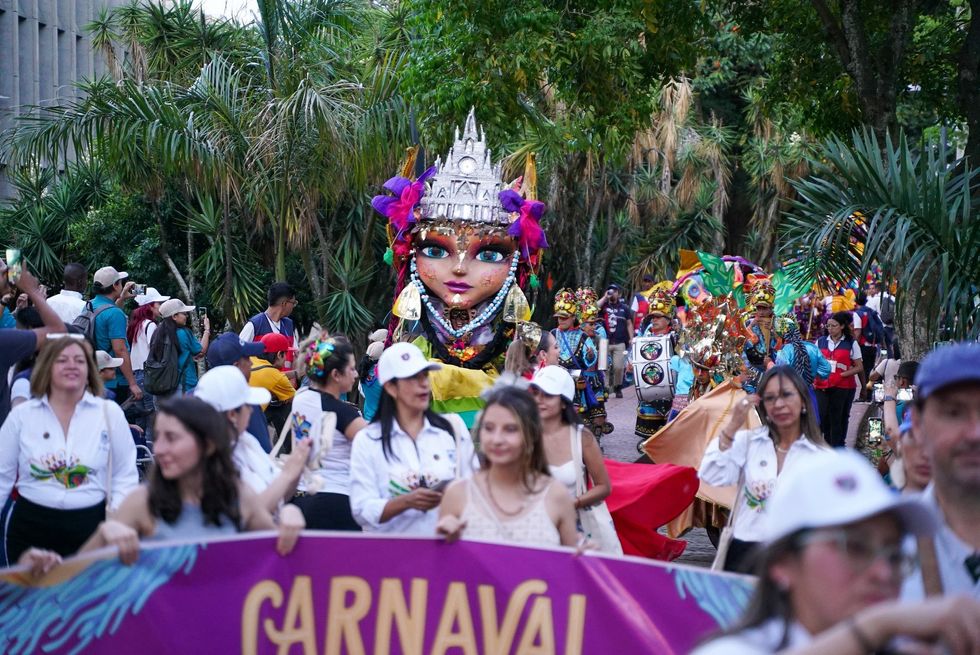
[
  {"xmin": 349, "ymin": 343, "xmax": 477, "ymax": 536},
  {"xmin": 0, "ymin": 256, "xmax": 66, "ymax": 426}
]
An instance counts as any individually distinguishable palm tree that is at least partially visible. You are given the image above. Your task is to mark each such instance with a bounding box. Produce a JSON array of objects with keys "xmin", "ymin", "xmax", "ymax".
[
  {"xmin": 782, "ymin": 128, "xmax": 980, "ymax": 354},
  {"xmin": 4, "ymin": 0, "xmax": 410, "ymax": 333}
]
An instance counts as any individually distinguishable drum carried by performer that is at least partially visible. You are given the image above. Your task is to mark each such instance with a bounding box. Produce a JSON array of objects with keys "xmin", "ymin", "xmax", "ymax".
[{"xmin": 634, "ymin": 288, "xmax": 678, "ymax": 441}]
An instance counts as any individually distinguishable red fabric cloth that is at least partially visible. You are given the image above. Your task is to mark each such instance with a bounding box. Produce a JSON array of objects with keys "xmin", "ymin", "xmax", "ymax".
[{"xmin": 604, "ymin": 460, "xmax": 699, "ymax": 561}]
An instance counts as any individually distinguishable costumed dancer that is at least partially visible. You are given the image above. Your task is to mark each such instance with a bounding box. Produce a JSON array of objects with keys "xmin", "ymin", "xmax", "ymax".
[
  {"xmin": 741, "ymin": 275, "xmax": 782, "ymax": 393},
  {"xmin": 551, "ymin": 288, "xmax": 584, "ymax": 373},
  {"xmin": 503, "ymin": 322, "xmax": 557, "ymax": 380},
  {"xmin": 371, "ymin": 110, "xmax": 548, "ymax": 427},
  {"xmin": 575, "ymin": 287, "xmax": 612, "ymax": 439},
  {"xmin": 633, "ymin": 287, "xmax": 677, "ymax": 441}
]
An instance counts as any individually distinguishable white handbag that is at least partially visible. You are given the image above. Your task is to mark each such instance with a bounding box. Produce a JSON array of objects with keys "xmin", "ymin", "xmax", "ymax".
[{"xmin": 571, "ymin": 425, "xmax": 623, "ymax": 555}]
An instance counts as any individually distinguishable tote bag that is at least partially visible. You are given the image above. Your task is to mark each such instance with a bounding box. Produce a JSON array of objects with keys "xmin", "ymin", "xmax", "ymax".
[
  {"xmin": 571, "ymin": 425, "xmax": 623, "ymax": 555},
  {"xmin": 711, "ymin": 469, "xmax": 744, "ymax": 571}
]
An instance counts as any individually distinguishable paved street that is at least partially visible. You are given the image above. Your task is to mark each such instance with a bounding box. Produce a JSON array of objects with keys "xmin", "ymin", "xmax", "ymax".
[{"xmin": 599, "ymin": 387, "xmax": 717, "ymax": 568}]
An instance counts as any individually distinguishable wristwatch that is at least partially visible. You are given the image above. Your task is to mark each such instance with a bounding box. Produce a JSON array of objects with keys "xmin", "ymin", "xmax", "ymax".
[{"xmin": 883, "ymin": 395, "xmax": 896, "ymax": 402}]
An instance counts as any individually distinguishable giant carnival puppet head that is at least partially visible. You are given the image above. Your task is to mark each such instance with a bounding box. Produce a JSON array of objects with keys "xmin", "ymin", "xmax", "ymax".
[{"xmin": 372, "ymin": 110, "xmax": 547, "ymax": 369}]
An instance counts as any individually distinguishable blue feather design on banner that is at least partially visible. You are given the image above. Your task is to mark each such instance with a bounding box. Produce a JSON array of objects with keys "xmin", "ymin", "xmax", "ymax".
[
  {"xmin": 671, "ymin": 567, "xmax": 755, "ymax": 629},
  {"xmin": 0, "ymin": 545, "xmax": 199, "ymax": 655}
]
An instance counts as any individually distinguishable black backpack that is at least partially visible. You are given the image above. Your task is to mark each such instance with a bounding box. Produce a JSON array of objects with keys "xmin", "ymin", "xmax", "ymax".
[
  {"xmin": 70, "ymin": 301, "xmax": 114, "ymax": 348},
  {"xmin": 879, "ymin": 295, "xmax": 895, "ymax": 325},
  {"xmin": 144, "ymin": 330, "xmax": 184, "ymax": 395}
]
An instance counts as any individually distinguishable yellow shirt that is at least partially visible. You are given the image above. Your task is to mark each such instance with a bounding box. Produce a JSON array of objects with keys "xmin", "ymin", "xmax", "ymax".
[{"xmin": 249, "ymin": 356, "xmax": 296, "ymax": 407}]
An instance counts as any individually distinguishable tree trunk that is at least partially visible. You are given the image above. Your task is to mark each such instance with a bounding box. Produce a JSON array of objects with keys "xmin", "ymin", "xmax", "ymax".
[{"xmin": 958, "ymin": 0, "xmax": 980, "ymax": 165}]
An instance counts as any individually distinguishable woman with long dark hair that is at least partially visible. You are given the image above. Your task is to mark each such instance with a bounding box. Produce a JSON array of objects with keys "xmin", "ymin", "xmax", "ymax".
[
  {"xmin": 0, "ymin": 337, "xmax": 139, "ymax": 562},
  {"xmin": 127, "ymin": 288, "xmax": 169, "ymax": 434},
  {"xmin": 349, "ymin": 343, "xmax": 477, "ymax": 535},
  {"xmin": 700, "ymin": 366, "xmax": 829, "ymax": 572},
  {"xmin": 814, "ymin": 311, "xmax": 864, "ymax": 447},
  {"xmin": 81, "ymin": 397, "xmax": 304, "ymax": 562},
  {"xmin": 529, "ymin": 366, "xmax": 611, "ymax": 516},
  {"xmin": 692, "ymin": 450, "xmax": 980, "ymax": 654},
  {"xmin": 289, "ymin": 336, "xmax": 367, "ymax": 530},
  {"xmin": 436, "ymin": 386, "xmax": 577, "ymax": 547}
]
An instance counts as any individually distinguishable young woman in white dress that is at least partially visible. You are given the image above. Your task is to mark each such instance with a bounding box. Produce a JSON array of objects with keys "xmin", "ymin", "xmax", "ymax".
[{"xmin": 437, "ymin": 386, "xmax": 578, "ymax": 547}]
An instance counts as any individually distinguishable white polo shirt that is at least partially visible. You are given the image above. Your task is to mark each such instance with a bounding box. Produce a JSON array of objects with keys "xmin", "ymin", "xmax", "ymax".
[
  {"xmin": 902, "ymin": 484, "xmax": 980, "ymax": 601},
  {"xmin": 0, "ymin": 392, "xmax": 139, "ymax": 510},
  {"xmin": 690, "ymin": 619, "xmax": 812, "ymax": 655},
  {"xmin": 349, "ymin": 415, "xmax": 476, "ymax": 536}
]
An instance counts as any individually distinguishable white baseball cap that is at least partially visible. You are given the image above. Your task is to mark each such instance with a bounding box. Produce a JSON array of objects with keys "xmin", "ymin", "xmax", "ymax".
[
  {"xmin": 95, "ymin": 350, "xmax": 123, "ymax": 370},
  {"xmin": 765, "ymin": 449, "xmax": 936, "ymax": 543},
  {"xmin": 159, "ymin": 298, "xmax": 196, "ymax": 318},
  {"xmin": 530, "ymin": 365, "xmax": 575, "ymax": 402},
  {"xmin": 193, "ymin": 365, "xmax": 271, "ymax": 411},
  {"xmin": 93, "ymin": 266, "xmax": 128, "ymax": 288},
  {"xmin": 135, "ymin": 287, "xmax": 171, "ymax": 307},
  {"xmin": 377, "ymin": 342, "xmax": 442, "ymax": 386}
]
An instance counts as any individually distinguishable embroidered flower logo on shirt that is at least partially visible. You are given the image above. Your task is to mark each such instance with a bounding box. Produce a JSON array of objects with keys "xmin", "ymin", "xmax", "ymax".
[
  {"xmin": 744, "ymin": 478, "xmax": 775, "ymax": 511},
  {"xmin": 388, "ymin": 471, "xmax": 442, "ymax": 496},
  {"xmin": 30, "ymin": 452, "xmax": 94, "ymax": 489}
]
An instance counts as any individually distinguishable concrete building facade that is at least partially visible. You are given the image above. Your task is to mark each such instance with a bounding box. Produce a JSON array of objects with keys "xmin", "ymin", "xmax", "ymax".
[{"xmin": 0, "ymin": 0, "xmax": 117, "ymax": 198}]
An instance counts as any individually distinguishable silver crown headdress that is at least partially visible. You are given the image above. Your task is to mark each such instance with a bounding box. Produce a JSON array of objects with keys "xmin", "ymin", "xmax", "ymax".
[{"xmin": 419, "ymin": 109, "xmax": 510, "ymax": 225}]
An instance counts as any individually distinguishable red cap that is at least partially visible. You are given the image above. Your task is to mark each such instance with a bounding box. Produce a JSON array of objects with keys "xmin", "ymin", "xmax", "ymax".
[{"xmin": 259, "ymin": 332, "xmax": 295, "ymax": 354}]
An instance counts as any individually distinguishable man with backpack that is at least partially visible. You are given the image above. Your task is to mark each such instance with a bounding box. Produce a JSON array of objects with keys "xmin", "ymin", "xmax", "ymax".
[
  {"xmin": 854, "ymin": 292, "xmax": 886, "ymax": 400},
  {"xmin": 86, "ymin": 266, "xmax": 142, "ymax": 403},
  {"xmin": 868, "ymin": 281, "xmax": 898, "ymax": 358}
]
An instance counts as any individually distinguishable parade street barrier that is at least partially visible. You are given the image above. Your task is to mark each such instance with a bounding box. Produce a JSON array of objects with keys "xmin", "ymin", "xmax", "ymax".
[{"xmin": 0, "ymin": 533, "xmax": 754, "ymax": 655}]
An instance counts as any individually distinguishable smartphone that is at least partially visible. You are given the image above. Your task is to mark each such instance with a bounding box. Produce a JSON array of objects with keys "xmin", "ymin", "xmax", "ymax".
[
  {"xmin": 430, "ymin": 479, "xmax": 452, "ymax": 493},
  {"xmin": 896, "ymin": 387, "xmax": 914, "ymax": 402},
  {"xmin": 868, "ymin": 417, "xmax": 883, "ymax": 443},
  {"xmin": 196, "ymin": 306, "xmax": 207, "ymax": 318},
  {"xmin": 132, "ymin": 283, "xmax": 146, "ymax": 295},
  {"xmin": 5, "ymin": 249, "xmax": 23, "ymax": 286}
]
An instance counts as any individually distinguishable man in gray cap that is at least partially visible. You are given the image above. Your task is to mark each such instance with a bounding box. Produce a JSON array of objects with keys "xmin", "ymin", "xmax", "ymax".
[{"xmin": 903, "ymin": 342, "xmax": 980, "ymax": 601}]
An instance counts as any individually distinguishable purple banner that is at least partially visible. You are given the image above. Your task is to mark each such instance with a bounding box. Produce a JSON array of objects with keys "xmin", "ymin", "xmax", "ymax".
[{"xmin": 0, "ymin": 534, "xmax": 753, "ymax": 654}]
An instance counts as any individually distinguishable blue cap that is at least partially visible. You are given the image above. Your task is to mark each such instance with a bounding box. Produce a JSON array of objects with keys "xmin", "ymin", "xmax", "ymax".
[
  {"xmin": 207, "ymin": 332, "xmax": 265, "ymax": 368},
  {"xmin": 914, "ymin": 342, "xmax": 980, "ymax": 400}
]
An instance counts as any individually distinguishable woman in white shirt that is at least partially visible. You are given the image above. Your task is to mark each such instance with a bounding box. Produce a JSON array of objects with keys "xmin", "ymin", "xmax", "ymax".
[
  {"xmin": 349, "ymin": 343, "xmax": 476, "ymax": 536},
  {"xmin": 0, "ymin": 336, "xmax": 139, "ymax": 562},
  {"xmin": 692, "ymin": 450, "xmax": 980, "ymax": 655},
  {"xmin": 529, "ymin": 365, "xmax": 611, "ymax": 513},
  {"xmin": 193, "ymin": 365, "xmax": 311, "ymax": 513},
  {"xmin": 437, "ymin": 386, "xmax": 577, "ymax": 547},
  {"xmin": 289, "ymin": 337, "xmax": 367, "ymax": 530},
  {"xmin": 700, "ymin": 365, "xmax": 828, "ymax": 572}
]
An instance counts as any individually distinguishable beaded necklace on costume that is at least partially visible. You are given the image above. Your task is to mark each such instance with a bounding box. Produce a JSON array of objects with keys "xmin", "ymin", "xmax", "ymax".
[{"xmin": 409, "ymin": 251, "xmax": 519, "ymax": 340}]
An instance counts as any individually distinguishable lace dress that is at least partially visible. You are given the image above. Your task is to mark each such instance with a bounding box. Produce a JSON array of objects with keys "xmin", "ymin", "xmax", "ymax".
[{"xmin": 460, "ymin": 478, "xmax": 561, "ymax": 547}]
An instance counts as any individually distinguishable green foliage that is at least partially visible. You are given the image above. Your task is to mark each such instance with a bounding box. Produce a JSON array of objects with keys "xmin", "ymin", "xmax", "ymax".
[
  {"xmin": 782, "ymin": 129, "xmax": 980, "ymax": 342},
  {"xmin": 186, "ymin": 195, "xmax": 270, "ymax": 325},
  {"xmin": 0, "ymin": 161, "xmax": 115, "ymax": 285}
]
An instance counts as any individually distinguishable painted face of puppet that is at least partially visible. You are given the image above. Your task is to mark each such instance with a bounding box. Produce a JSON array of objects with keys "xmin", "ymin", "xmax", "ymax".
[{"xmin": 414, "ymin": 224, "xmax": 517, "ymax": 309}]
